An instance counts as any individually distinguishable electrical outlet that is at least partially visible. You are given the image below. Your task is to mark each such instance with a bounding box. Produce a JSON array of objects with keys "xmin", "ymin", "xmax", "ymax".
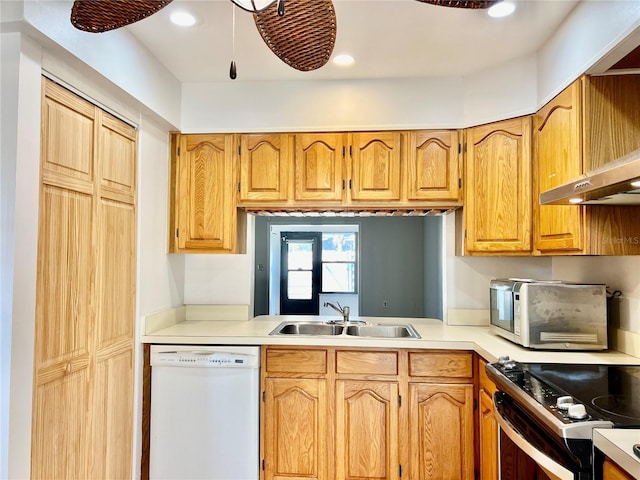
[{"xmin": 383, "ymin": 301, "xmax": 388, "ymax": 308}]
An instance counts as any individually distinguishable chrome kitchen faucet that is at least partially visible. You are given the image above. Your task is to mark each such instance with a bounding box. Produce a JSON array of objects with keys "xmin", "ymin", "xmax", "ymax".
[{"xmin": 324, "ymin": 302, "xmax": 350, "ymax": 323}]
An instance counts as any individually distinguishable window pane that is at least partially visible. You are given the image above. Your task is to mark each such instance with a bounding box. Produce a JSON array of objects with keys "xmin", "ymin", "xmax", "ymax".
[
  {"xmin": 322, "ymin": 233, "xmax": 356, "ymax": 262},
  {"xmin": 287, "ymin": 240, "xmax": 313, "ymax": 270},
  {"xmin": 322, "ymin": 263, "xmax": 355, "ymax": 292},
  {"xmin": 288, "ymin": 271, "xmax": 312, "ymax": 299}
]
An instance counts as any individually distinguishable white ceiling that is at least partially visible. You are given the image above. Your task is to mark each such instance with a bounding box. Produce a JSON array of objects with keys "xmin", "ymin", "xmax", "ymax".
[{"xmin": 126, "ymin": 0, "xmax": 580, "ymax": 83}]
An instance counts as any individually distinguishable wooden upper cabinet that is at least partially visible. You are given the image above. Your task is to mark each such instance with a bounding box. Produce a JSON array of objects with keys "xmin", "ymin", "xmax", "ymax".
[
  {"xmin": 349, "ymin": 131, "xmax": 402, "ymax": 201},
  {"xmin": 171, "ymin": 133, "xmax": 242, "ymax": 253},
  {"xmin": 585, "ymin": 74, "xmax": 640, "ymax": 170},
  {"xmin": 533, "ymin": 79, "xmax": 584, "ymax": 253},
  {"xmin": 464, "ymin": 116, "xmax": 532, "ymax": 254},
  {"xmin": 533, "ymin": 74, "xmax": 640, "ymax": 256},
  {"xmin": 406, "ymin": 130, "xmax": 460, "ymax": 201},
  {"xmin": 294, "ymin": 132, "xmax": 346, "ymax": 202},
  {"xmin": 238, "ymin": 133, "xmax": 290, "ymax": 202}
]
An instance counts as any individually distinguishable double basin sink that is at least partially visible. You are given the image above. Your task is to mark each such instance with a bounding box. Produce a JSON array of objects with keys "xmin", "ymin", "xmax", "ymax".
[{"xmin": 269, "ymin": 320, "xmax": 421, "ymax": 339}]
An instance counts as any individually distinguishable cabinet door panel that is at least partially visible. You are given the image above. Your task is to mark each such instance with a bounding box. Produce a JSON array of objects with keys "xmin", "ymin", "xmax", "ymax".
[
  {"xmin": 350, "ymin": 131, "xmax": 402, "ymax": 201},
  {"xmin": 36, "ymin": 185, "xmax": 93, "ymax": 368},
  {"xmin": 41, "ymin": 82, "xmax": 95, "ymax": 183},
  {"xmin": 479, "ymin": 389, "xmax": 498, "ymax": 480},
  {"xmin": 336, "ymin": 380, "xmax": 399, "ymax": 480},
  {"xmin": 534, "ymin": 80, "xmax": 584, "ymax": 253},
  {"xmin": 465, "ymin": 117, "xmax": 531, "ymax": 253},
  {"xmin": 602, "ymin": 459, "xmax": 635, "ymax": 480},
  {"xmin": 97, "ymin": 199, "xmax": 135, "ymax": 349},
  {"xmin": 90, "ymin": 347, "xmax": 134, "ymax": 479},
  {"xmin": 409, "ymin": 383, "xmax": 474, "ymax": 480},
  {"xmin": 408, "ymin": 130, "xmax": 459, "ymax": 201},
  {"xmin": 178, "ymin": 134, "xmax": 235, "ymax": 251},
  {"xmin": 32, "ymin": 370, "xmax": 89, "ymax": 479},
  {"xmin": 99, "ymin": 114, "xmax": 137, "ymax": 200},
  {"xmin": 264, "ymin": 378, "xmax": 328, "ymax": 480},
  {"xmin": 294, "ymin": 133, "xmax": 345, "ymax": 201},
  {"xmin": 239, "ymin": 133, "xmax": 290, "ymax": 202}
]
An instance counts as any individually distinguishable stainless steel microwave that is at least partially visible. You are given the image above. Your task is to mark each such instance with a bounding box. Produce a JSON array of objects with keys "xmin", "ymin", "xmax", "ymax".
[{"xmin": 489, "ymin": 279, "xmax": 608, "ymax": 350}]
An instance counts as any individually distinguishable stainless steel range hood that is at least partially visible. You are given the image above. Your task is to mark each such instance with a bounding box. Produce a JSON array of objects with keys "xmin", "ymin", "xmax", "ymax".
[{"xmin": 539, "ymin": 148, "xmax": 640, "ymax": 205}]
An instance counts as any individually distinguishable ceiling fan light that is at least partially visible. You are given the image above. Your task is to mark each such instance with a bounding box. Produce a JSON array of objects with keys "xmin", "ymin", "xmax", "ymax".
[
  {"xmin": 230, "ymin": 0, "xmax": 277, "ymax": 13},
  {"xmin": 488, "ymin": 1, "xmax": 515, "ymax": 18},
  {"xmin": 333, "ymin": 54, "xmax": 354, "ymax": 66},
  {"xmin": 170, "ymin": 11, "xmax": 196, "ymax": 27}
]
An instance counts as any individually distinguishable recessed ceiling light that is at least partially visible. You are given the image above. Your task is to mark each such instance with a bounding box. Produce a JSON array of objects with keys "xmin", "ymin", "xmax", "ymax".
[
  {"xmin": 488, "ymin": 1, "xmax": 515, "ymax": 18},
  {"xmin": 333, "ymin": 54, "xmax": 354, "ymax": 66},
  {"xmin": 170, "ymin": 11, "xmax": 197, "ymax": 27}
]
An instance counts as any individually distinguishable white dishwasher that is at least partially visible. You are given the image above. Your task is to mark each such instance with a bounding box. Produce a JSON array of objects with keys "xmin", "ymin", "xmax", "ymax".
[{"xmin": 150, "ymin": 345, "xmax": 260, "ymax": 480}]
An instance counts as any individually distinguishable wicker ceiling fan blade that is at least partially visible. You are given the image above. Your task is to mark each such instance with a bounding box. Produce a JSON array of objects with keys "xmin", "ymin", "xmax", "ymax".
[
  {"xmin": 254, "ymin": 0, "xmax": 337, "ymax": 72},
  {"xmin": 414, "ymin": 0, "xmax": 498, "ymax": 8},
  {"xmin": 70, "ymin": 0, "xmax": 174, "ymax": 33}
]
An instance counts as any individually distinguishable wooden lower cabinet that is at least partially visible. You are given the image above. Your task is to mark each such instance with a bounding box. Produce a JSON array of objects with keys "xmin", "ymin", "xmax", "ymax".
[
  {"xmin": 263, "ymin": 378, "xmax": 329, "ymax": 480},
  {"xmin": 408, "ymin": 383, "xmax": 474, "ymax": 480},
  {"xmin": 261, "ymin": 347, "xmax": 474, "ymax": 480},
  {"xmin": 477, "ymin": 357, "xmax": 498, "ymax": 480},
  {"xmin": 336, "ymin": 380, "xmax": 400, "ymax": 480},
  {"xmin": 602, "ymin": 458, "xmax": 635, "ymax": 480}
]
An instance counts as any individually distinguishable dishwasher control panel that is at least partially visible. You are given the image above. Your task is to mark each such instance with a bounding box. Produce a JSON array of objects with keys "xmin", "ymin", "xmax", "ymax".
[{"xmin": 151, "ymin": 347, "xmax": 260, "ymax": 368}]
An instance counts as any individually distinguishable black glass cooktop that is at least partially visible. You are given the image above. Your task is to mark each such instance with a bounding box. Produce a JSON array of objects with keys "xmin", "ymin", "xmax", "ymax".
[{"xmin": 525, "ymin": 363, "xmax": 640, "ymax": 427}]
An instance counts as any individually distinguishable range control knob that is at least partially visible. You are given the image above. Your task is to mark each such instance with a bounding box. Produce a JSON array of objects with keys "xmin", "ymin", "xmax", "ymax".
[
  {"xmin": 567, "ymin": 404, "xmax": 588, "ymax": 420},
  {"xmin": 498, "ymin": 355, "xmax": 511, "ymax": 365},
  {"xmin": 556, "ymin": 396, "xmax": 574, "ymax": 410}
]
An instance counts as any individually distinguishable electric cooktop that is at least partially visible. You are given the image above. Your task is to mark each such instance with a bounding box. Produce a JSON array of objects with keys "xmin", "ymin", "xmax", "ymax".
[{"xmin": 524, "ymin": 364, "xmax": 640, "ymax": 428}]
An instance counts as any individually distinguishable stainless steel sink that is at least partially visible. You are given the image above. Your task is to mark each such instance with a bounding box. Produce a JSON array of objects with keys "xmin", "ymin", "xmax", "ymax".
[
  {"xmin": 269, "ymin": 321, "xmax": 420, "ymax": 339},
  {"xmin": 269, "ymin": 322, "xmax": 344, "ymax": 336},
  {"xmin": 345, "ymin": 324, "xmax": 420, "ymax": 339}
]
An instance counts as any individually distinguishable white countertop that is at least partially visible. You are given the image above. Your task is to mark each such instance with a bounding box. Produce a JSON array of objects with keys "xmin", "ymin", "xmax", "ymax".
[
  {"xmin": 594, "ymin": 429, "xmax": 640, "ymax": 478},
  {"xmin": 142, "ymin": 314, "xmax": 640, "ymax": 365}
]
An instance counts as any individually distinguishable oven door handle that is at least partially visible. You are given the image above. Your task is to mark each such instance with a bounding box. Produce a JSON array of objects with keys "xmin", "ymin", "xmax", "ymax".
[{"xmin": 493, "ymin": 395, "xmax": 574, "ymax": 480}]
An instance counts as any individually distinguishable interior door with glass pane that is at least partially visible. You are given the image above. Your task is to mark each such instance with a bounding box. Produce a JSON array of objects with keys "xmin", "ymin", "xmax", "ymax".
[{"xmin": 280, "ymin": 232, "xmax": 321, "ymax": 315}]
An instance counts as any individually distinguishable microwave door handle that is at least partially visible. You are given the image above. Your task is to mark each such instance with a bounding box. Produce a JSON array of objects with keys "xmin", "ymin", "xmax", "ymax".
[{"xmin": 493, "ymin": 397, "xmax": 574, "ymax": 480}]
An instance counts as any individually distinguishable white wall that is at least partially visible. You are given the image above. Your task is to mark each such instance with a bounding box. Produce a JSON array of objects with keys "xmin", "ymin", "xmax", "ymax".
[
  {"xmin": 442, "ymin": 215, "xmax": 552, "ymax": 321},
  {"xmin": 537, "ymin": 0, "xmax": 640, "ymax": 107},
  {"xmin": 463, "ymin": 54, "xmax": 537, "ymax": 127},
  {"xmin": 183, "ymin": 216, "xmax": 255, "ymax": 308},
  {"xmin": 20, "ymin": 0, "xmax": 182, "ymax": 127},
  {"xmin": 0, "ymin": 32, "xmax": 20, "ymax": 480},
  {"xmin": 181, "ymin": 76, "xmax": 465, "ymax": 133},
  {"xmin": 2, "ymin": 33, "xmax": 43, "ymax": 480},
  {"xmin": 552, "ymin": 257, "xmax": 640, "ymax": 334}
]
